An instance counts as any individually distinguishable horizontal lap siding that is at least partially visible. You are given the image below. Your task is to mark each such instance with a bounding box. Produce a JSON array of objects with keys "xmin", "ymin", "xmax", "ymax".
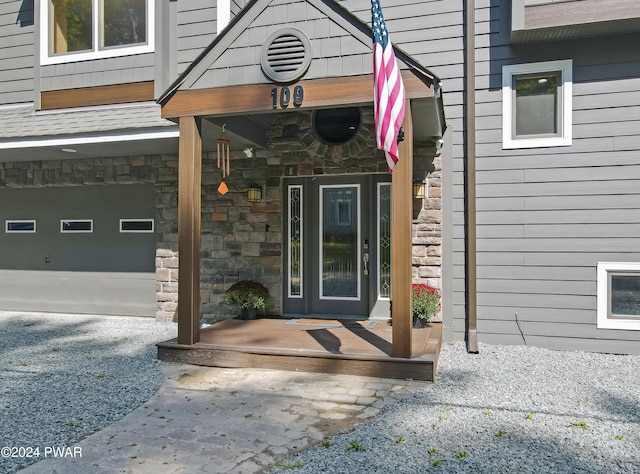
[
  {"xmin": 339, "ymin": 0, "xmax": 466, "ymax": 340},
  {"xmin": 0, "ymin": 0, "xmax": 34, "ymax": 103},
  {"xmin": 351, "ymin": 0, "xmax": 467, "ymax": 339},
  {"xmin": 474, "ymin": 0, "xmax": 640, "ymax": 351},
  {"xmin": 177, "ymin": 0, "xmax": 217, "ymax": 73}
]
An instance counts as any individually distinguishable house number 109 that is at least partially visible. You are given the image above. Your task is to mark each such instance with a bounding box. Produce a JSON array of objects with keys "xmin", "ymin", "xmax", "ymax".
[{"xmin": 271, "ymin": 85, "xmax": 304, "ymax": 109}]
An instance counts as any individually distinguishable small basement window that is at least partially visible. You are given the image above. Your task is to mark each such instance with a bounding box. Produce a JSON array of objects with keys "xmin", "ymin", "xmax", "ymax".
[
  {"xmin": 120, "ymin": 219, "xmax": 154, "ymax": 233},
  {"xmin": 61, "ymin": 219, "xmax": 93, "ymax": 233},
  {"xmin": 6, "ymin": 220, "xmax": 36, "ymax": 233},
  {"xmin": 597, "ymin": 262, "xmax": 640, "ymax": 330},
  {"xmin": 312, "ymin": 108, "xmax": 361, "ymax": 145}
]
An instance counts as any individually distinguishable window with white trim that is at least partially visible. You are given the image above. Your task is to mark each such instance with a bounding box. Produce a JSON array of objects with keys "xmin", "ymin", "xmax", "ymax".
[
  {"xmin": 60, "ymin": 219, "xmax": 93, "ymax": 233},
  {"xmin": 502, "ymin": 60, "xmax": 572, "ymax": 149},
  {"xmin": 597, "ymin": 262, "xmax": 640, "ymax": 330},
  {"xmin": 120, "ymin": 219, "xmax": 154, "ymax": 233},
  {"xmin": 41, "ymin": 0, "xmax": 154, "ymax": 65},
  {"xmin": 6, "ymin": 220, "xmax": 36, "ymax": 233}
]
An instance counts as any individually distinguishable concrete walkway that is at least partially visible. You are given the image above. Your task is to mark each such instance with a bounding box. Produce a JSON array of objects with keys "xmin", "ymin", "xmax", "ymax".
[{"xmin": 21, "ymin": 363, "xmax": 424, "ymax": 473}]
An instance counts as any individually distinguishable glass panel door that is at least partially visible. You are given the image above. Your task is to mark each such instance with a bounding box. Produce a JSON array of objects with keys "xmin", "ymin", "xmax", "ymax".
[
  {"xmin": 320, "ymin": 185, "xmax": 360, "ymax": 300},
  {"xmin": 282, "ymin": 175, "xmax": 391, "ymax": 318}
]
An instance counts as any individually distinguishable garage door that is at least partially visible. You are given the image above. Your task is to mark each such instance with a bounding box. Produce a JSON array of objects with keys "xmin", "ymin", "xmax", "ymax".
[{"xmin": 0, "ymin": 184, "xmax": 156, "ymax": 316}]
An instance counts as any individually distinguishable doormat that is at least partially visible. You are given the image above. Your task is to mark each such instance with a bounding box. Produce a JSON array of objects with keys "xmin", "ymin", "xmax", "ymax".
[{"xmin": 286, "ymin": 319, "xmax": 378, "ymax": 329}]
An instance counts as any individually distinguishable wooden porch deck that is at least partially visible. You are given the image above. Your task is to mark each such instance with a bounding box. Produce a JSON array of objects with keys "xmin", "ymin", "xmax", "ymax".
[{"xmin": 157, "ymin": 318, "xmax": 442, "ymax": 381}]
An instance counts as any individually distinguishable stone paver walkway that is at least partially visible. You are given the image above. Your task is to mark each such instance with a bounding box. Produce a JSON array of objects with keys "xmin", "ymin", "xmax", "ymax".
[{"xmin": 21, "ymin": 363, "xmax": 424, "ymax": 473}]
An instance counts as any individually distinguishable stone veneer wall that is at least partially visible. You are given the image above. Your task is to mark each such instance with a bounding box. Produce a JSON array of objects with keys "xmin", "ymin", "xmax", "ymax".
[
  {"xmin": 0, "ymin": 109, "xmax": 442, "ymax": 323},
  {"xmin": 198, "ymin": 108, "xmax": 389, "ymax": 320},
  {"xmin": 201, "ymin": 107, "xmax": 442, "ymax": 321},
  {"xmin": 412, "ymin": 145, "xmax": 443, "ymax": 322}
]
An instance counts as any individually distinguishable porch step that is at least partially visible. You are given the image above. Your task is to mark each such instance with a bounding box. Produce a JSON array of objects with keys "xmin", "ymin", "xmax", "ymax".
[{"xmin": 157, "ymin": 319, "xmax": 441, "ymax": 381}]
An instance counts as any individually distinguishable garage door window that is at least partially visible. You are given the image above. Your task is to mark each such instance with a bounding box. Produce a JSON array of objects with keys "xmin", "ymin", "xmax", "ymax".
[
  {"xmin": 120, "ymin": 219, "xmax": 154, "ymax": 233},
  {"xmin": 6, "ymin": 220, "xmax": 36, "ymax": 233},
  {"xmin": 61, "ymin": 220, "xmax": 93, "ymax": 233}
]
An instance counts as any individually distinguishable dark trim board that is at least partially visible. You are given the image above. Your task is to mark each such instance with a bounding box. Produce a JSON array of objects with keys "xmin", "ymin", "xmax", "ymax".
[
  {"xmin": 41, "ymin": 82, "xmax": 155, "ymax": 110},
  {"xmin": 161, "ymin": 72, "xmax": 434, "ymax": 119},
  {"xmin": 158, "ymin": 320, "xmax": 442, "ymax": 381}
]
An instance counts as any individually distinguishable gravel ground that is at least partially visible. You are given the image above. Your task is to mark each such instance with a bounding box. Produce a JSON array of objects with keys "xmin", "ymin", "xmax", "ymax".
[
  {"xmin": 270, "ymin": 341, "xmax": 640, "ymax": 474},
  {"xmin": 0, "ymin": 311, "xmax": 176, "ymax": 473},
  {"xmin": 3, "ymin": 311, "xmax": 639, "ymax": 474}
]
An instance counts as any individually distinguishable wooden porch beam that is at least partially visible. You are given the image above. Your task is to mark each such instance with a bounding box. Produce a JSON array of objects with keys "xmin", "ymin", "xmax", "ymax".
[
  {"xmin": 391, "ymin": 100, "xmax": 413, "ymax": 359},
  {"xmin": 162, "ymin": 71, "xmax": 433, "ymax": 119},
  {"xmin": 177, "ymin": 116, "xmax": 202, "ymax": 345}
]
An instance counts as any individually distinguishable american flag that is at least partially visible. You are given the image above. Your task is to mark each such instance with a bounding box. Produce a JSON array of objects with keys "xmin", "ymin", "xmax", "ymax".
[{"xmin": 372, "ymin": 0, "xmax": 405, "ymax": 173}]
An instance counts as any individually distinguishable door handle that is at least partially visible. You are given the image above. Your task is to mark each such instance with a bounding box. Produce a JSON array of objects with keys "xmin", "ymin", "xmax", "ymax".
[{"xmin": 363, "ymin": 253, "xmax": 369, "ymax": 275}]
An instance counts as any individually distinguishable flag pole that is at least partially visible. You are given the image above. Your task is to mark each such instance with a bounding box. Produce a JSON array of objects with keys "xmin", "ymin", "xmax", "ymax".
[{"xmin": 371, "ymin": 0, "xmax": 411, "ymax": 357}]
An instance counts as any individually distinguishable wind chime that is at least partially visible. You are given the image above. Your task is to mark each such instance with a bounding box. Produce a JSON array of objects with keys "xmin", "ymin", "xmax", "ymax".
[{"xmin": 217, "ymin": 124, "xmax": 230, "ymax": 195}]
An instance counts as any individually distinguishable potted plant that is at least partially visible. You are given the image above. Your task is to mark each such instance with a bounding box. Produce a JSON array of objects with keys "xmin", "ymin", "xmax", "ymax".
[
  {"xmin": 224, "ymin": 280, "xmax": 269, "ymax": 320},
  {"xmin": 412, "ymin": 283, "xmax": 440, "ymax": 328}
]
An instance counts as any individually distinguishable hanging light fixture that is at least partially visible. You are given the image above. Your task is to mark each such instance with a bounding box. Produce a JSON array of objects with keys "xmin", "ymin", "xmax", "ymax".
[
  {"xmin": 216, "ymin": 123, "xmax": 231, "ymax": 177},
  {"xmin": 247, "ymin": 183, "xmax": 263, "ymax": 202}
]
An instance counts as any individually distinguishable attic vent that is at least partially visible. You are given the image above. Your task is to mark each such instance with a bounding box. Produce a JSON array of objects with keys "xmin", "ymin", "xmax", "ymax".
[{"xmin": 261, "ymin": 28, "xmax": 312, "ymax": 83}]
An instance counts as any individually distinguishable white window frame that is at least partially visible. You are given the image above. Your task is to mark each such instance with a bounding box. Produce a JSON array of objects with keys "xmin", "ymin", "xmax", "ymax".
[
  {"xmin": 287, "ymin": 185, "xmax": 303, "ymax": 299},
  {"xmin": 119, "ymin": 218, "xmax": 154, "ymax": 233},
  {"xmin": 60, "ymin": 219, "xmax": 93, "ymax": 233},
  {"xmin": 318, "ymin": 184, "xmax": 361, "ymax": 301},
  {"xmin": 40, "ymin": 0, "xmax": 155, "ymax": 65},
  {"xmin": 6, "ymin": 220, "xmax": 37, "ymax": 233},
  {"xmin": 502, "ymin": 59, "xmax": 572, "ymax": 149},
  {"xmin": 597, "ymin": 262, "xmax": 640, "ymax": 330}
]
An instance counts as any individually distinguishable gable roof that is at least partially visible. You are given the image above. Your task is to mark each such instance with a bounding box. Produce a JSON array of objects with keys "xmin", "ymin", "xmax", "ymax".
[{"xmin": 158, "ymin": 0, "xmax": 441, "ymax": 107}]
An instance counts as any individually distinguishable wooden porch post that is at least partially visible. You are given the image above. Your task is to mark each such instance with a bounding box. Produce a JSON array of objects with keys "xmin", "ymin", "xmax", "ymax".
[
  {"xmin": 177, "ymin": 116, "xmax": 202, "ymax": 345},
  {"xmin": 391, "ymin": 100, "xmax": 413, "ymax": 358}
]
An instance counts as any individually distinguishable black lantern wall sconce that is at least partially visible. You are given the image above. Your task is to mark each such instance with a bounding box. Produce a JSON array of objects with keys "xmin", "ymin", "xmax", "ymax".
[
  {"xmin": 413, "ymin": 179, "xmax": 426, "ymax": 199},
  {"xmin": 248, "ymin": 183, "xmax": 263, "ymax": 202}
]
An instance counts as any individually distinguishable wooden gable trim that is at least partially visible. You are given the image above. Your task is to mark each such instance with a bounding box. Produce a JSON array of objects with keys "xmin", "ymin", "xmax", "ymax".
[
  {"xmin": 41, "ymin": 82, "xmax": 155, "ymax": 110},
  {"xmin": 161, "ymin": 71, "xmax": 433, "ymax": 119}
]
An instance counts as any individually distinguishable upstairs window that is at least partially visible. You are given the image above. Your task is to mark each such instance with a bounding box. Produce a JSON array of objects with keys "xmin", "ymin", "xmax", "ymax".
[
  {"xmin": 502, "ymin": 60, "xmax": 572, "ymax": 149},
  {"xmin": 41, "ymin": 0, "xmax": 153, "ymax": 64}
]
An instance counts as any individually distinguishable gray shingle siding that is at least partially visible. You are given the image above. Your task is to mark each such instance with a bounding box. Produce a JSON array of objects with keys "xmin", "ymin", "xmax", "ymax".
[
  {"xmin": 0, "ymin": 0, "xmax": 35, "ymax": 104},
  {"xmin": 39, "ymin": 53, "xmax": 156, "ymax": 92},
  {"xmin": 189, "ymin": 5, "xmax": 373, "ymax": 89},
  {"xmin": 231, "ymin": 0, "xmax": 245, "ymax": 16}
]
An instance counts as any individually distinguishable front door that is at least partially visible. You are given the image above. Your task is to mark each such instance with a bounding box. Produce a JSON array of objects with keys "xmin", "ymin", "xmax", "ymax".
[{"xmin": 283, "ymin": 175, "xmax": 391, "ymax": 318}]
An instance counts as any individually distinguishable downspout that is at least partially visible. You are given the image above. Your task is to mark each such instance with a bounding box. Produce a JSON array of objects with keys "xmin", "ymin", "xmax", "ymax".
[{"xmin": 465, "ymin": 0, "xmax": 478, "ymax": 353}]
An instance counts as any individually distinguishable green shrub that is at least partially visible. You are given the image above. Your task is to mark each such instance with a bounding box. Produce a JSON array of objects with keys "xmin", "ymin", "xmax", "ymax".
[{"xmin": 224, "ymin": 280, "xmax": 269, "ymax": 309}]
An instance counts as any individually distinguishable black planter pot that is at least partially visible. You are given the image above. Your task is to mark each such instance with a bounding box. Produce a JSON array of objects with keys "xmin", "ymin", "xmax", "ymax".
[
  {"xmin": 239, "ymin": 307, "xmax": 257, "ymax": 320},
  {"xmin": 413, "ymin": 316, "xmax": 431, "ymax": 329}
]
